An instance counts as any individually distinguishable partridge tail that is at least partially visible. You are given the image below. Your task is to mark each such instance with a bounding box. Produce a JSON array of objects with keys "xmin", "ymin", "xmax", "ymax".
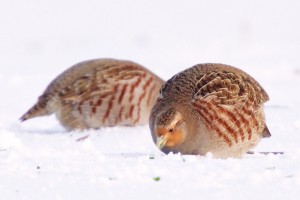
[
  {"xmin": 20, "ymin": 100, "xmax": 51, "ymax": 122},
  {"xmin": 262, "ymin": 125, "xmax": 271, "ymax": 138}
]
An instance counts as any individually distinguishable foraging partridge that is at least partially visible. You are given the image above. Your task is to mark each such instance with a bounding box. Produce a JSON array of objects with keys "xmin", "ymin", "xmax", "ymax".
[
  {"xmin": 150, "ymin": 63, "xmax": 271, "ymax": 158},
  {"xmin": 21, "ymin": 58, "xmax": 164, "ymax": 130}
]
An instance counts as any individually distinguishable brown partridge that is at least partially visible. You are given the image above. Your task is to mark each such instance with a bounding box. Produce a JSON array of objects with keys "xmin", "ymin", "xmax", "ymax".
[
  {"xmin": 21, "ymin": 58, "xmax": 164, "ymax": 130},
  {"xmin": 150, "ymin": 63, "xmax": 271, "ymax": 158}
]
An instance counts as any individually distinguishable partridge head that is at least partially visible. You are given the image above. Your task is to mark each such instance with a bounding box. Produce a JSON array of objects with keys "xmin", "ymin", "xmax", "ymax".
[
  {"xmin": 21, "ymin": 58, "xmax": 164, "ymax": 130},
  {"xmin": 150, "ymin": 63, "xmax": 271, "ymax": 158}
]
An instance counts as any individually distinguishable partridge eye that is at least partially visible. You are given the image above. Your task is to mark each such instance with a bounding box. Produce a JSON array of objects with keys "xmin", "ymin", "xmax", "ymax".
[{"xmin": 168, "ymin": 128, "xmax": 174, "ymax": 133}]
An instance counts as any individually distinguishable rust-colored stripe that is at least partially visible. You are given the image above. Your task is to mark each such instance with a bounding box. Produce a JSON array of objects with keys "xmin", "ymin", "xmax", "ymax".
[
  {"xmin": 199, "ymin": 100, "xmax": 238, "ymax": 143},
  {"xmin": 89, "ymin": 100, "xmax": 95, "ymax": 116},
  {"xmin": 92, "ymin": 107, "xmax": 97, "ymax": 114},
  {"xmin": 133, "ymin": 92, "xmax": 146, "ymax": 124},
  {"xmin": 194, "ymin": 102, "xmax": 232, "ymax": 147},
  {"xmin": 199, "ymin": 109, "xmax": 232, "ymax": 147},
  {"xmin": 118, "ymin": 84, "xmax": 128, "ymax": 104},
  {"xmin": 206, "ymin": 98, "xmax": 250, "ymax": 144},
  {"xmin": 216, "ymin": 117, "xmax": 238, "ymax": 143},
  {"xmin": 96, "ymin": 98, "xmax": 102, "ymax": 107},
  {"xmin": 133, "ymin": 77, "xmax": 153, "ymax": 124},
  {"xmin": 234, "ymin": 109, "xmax": 246, "ymax": 142},
  {"xmin": 213, "ymin": 105, "xmax": 239, "ymax": 143},
  {"xmin": 201, "ymin": 97, "xmax": 258, "ymax": 144},
  {"xmin": 237, "ymin": 108, "xmax": 250, "ymax": 140},
  {"xmin": 102, "ymin": 85, "xmax": 118, "ymax": 123},
  {"xmin": 143, "ymin": 77, "xmax": 153, "ymax": 90},
  {"xmin": 240, "ymin": 129, "xmax": 245, "ymax": 141},
  {"xmin": 202, "ymin": 105, "xmax": 234, "ymax": 146},
  {"xmin": 240, "ymin": 98, "xmax": 258, "ymax": 141},
  {"xmin": 247, "ymin": 126, "xmax": 252, "ymax": 140},
  {"xmin": 216, "ymin": 104, "xmax": 247, "ymax": 142},
  {"xmin": 102, "ymin": 96, "xmax": 114, "ymax": 123},
  {"xmin": 197, "ymin": 108, "xmax": 212, "ymax": 129},
  {"xmin": 196, "ymin": 100, "xmax": 218, "ymax": 117},
  {"xmin": 116, "ymin": 106, "xmax": 124, "ymax": 124},
  {"xmin": 129, "ymin": 77, "xmax": 142, "ymax": 102},
  {"xmin": 215, "ymin": 129, "xmax": 232, "ymax": 147},
  {"xmin": 130, "ymin": 77, "xmax": 142, "ymax": 94},
  {"xmin": 242, "ymin": 104, "xmax": 253, "ymax": 116},
  {"xmin": 78, "ymin": 101, "xmax": 84, "ymax": 115},
  {"xmin": 78, "ymin": 106, "xmax": 82, "ymax": 115},
  {"xmin": 147, "ymin": 83, "xmax": 157, "ymax": 106},
  {"xmin": 217, "ymin": 105, "xmax": 240, "ymax": 127},
  {"xmin": 129, "ymin": 105, "xmax": 134, "ymax": 119}
]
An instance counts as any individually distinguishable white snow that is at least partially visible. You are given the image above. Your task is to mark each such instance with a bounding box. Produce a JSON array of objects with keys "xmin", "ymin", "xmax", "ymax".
[{"xmin": 1, "ymin": 0, "xmax": 300, "ymax": 199}]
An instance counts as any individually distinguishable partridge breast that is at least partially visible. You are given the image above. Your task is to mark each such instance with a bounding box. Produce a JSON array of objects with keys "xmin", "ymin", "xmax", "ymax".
[{"xmin": 21, "ymin": 58, "xmax": 164, "ymax": 130}]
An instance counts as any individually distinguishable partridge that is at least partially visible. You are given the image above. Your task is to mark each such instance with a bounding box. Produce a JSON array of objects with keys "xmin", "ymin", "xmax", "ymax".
[
  {"xmin": 149, "ymin": 63, "xmax": 271, "ymax": 158},
  {"xmin": 21, "ymin": 58, "xmax": 164, "ymax": 130}
]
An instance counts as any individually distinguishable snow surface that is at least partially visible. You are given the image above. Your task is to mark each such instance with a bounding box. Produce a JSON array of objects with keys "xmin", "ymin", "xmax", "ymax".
[{"xmin": 1, "ymin": 0, "xmax": 300, "ymax": 199}]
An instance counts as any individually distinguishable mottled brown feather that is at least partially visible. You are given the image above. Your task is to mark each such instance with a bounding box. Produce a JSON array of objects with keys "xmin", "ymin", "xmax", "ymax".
[{"xmin": 21, "ymin": 58, "xmax": 164, "ymax": 130}]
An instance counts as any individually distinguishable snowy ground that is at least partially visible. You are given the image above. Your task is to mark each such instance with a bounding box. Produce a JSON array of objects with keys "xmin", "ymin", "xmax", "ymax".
[{"xmin": 1, "ymin": 0, "xmax": 300, "ymax": 199}]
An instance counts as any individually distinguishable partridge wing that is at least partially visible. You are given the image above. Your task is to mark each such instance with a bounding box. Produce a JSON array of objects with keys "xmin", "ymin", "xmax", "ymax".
[
  {"xmin": 192, "ymin": 71, "xmax": 268, "ymax": 146},
  {"xmin": 59, "ymin": 65, "xmax": 145, "ymax": 102}
]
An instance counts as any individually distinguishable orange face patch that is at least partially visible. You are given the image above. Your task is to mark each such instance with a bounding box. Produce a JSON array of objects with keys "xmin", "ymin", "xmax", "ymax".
[{"xmin": 155, "ymin": 127, "xmax": 185, "ymax": 148}]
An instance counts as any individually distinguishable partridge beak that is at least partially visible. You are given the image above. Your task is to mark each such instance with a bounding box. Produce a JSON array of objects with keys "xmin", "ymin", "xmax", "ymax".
[{"xmin": 156, "ymin": 135, "xmax": 168, "ymax": 149}]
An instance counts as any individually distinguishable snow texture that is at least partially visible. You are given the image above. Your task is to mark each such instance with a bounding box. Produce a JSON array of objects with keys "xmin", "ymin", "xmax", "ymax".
[{"xmin": 1, "ymin": 0, "xmax": 300, "ymax": 199}]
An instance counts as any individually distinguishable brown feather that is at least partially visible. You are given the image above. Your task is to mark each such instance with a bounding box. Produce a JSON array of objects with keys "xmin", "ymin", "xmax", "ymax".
[{"xmin": 21, "ymin": 58, "xmax": 164, "ymax": 130}]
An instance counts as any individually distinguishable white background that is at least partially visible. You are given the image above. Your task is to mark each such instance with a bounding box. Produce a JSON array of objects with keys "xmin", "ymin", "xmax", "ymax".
[{"xmin": 1, "ymin": 0, "xmax": 300, "ymax": 199}]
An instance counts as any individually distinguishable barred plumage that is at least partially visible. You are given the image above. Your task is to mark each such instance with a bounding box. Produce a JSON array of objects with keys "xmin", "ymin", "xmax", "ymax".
[
  {"xmin": 150, "ymin": 63, "xmax": 270, "ymax": 158},
  {"xmin": 21, "ymin": 58, "xmax": 164, "ymax": 130}
]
